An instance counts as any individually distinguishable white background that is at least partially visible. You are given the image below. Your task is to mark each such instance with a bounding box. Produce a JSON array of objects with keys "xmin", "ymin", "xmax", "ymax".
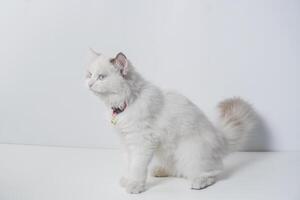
[{"xmin": 0, "ymin": 0, "xmax": 299, "ymax": 151}]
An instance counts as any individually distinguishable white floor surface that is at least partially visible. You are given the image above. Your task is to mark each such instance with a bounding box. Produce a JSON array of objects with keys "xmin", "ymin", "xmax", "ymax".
[{"xmin": 0, "ymin": 144, "xmax": 299, "ymax": 200}]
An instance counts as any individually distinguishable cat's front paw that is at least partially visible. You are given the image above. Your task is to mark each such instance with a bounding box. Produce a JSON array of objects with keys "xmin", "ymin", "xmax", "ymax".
[{"xmin": 125, "ymin": 180, "xmax": 145, "ymax": 194}]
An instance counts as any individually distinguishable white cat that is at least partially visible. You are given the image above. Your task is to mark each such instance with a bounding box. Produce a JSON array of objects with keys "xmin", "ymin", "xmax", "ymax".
[{"xmin": 86, "ymin": 50, "xmax": 257, "ymax": 194}]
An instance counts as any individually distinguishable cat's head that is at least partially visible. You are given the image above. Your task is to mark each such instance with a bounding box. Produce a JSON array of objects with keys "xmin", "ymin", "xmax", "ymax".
[{"xmin": 85, "ymin": 50, "xmax": 132, "ymax": 108}]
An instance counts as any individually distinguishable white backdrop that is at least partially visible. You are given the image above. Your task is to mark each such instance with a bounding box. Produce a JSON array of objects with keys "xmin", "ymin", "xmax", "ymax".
[{"xmin": 0, "ymin": 0, "xmax": 299, "ymax": 151}]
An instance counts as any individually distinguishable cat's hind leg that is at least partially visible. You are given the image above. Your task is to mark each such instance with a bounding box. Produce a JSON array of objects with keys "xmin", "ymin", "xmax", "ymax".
[{"xmin": 175, "ymin": 133, "xmax": 224, "ymax": 189}]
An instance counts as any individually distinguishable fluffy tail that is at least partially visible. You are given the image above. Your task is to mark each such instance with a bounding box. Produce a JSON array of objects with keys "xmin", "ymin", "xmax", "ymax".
[{"xmin": 218, "ymin": 97, "xmax": 257, "ymax": 152}]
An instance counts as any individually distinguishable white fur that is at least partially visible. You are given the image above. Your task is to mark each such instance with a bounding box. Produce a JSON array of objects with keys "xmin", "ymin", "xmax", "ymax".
[{"xmin": 86, "ymin": 51, "xmax": 257, "ymax": 194}]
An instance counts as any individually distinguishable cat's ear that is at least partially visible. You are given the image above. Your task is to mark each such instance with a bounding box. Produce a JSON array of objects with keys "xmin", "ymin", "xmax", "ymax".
[
  {"xmin": 89, "ymin": 48, "xmax": 101, "ymax": 59},
  {"xmin": 111, "ymin": 52, "xmax": 129, "ymax": 76}
]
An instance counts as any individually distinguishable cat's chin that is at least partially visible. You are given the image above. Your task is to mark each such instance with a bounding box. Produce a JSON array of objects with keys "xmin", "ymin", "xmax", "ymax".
[
  {"xmin": 89, "ymin": 87, "xmax": 130, "ymax": 110},
  {"xmin": 90, "ymin": 89, "xmax": 108, "ymax": 96},
  {"xmin": 90, "ymin": 90, "xmax": 122, "ymax": 108}
]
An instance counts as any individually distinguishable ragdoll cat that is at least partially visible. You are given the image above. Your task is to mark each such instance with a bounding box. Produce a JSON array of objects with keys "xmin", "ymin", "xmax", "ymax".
[{"xmin": 85, "ymin": 50, "xmax": 257, "ymax": 194}]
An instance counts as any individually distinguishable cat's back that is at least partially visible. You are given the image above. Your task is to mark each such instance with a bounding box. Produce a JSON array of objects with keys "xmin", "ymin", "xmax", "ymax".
[
  {"xmin": 163, "ymin": 90, "xmax": 196, "ymax": 109},
  {"xmin": 155, "ymin": 90, "xmax": 209, "ymax": 137},
  {"xmin": 160, "ymin": 90, "xmax": 206, "ymax": 121}
]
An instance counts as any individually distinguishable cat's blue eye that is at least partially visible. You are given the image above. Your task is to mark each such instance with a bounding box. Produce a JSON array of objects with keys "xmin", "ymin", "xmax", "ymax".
[{"xmin": 98, "ymin": 74, "xmax": 105, "ymax": 80}]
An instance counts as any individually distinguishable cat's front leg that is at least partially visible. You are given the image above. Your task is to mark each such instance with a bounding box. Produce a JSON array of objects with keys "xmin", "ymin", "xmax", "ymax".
[
  {"xmin": 119, "ymin": 143, "xmax": 130, "ymax": 188},
  {"xmin": 125, "ymin": 141, "xmax": 156, "ymax": 194}
]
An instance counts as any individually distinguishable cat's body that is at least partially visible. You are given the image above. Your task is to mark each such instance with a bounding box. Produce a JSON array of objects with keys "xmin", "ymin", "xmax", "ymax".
[{"xmin": 86, "ymin": 51, "xmax": 256, "ymax": 194}]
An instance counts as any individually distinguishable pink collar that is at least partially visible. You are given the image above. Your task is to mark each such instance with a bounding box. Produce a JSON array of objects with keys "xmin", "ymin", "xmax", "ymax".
[{"xmin": 111, "ymin": 102, "xmax": 127, "ymax": 116}]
